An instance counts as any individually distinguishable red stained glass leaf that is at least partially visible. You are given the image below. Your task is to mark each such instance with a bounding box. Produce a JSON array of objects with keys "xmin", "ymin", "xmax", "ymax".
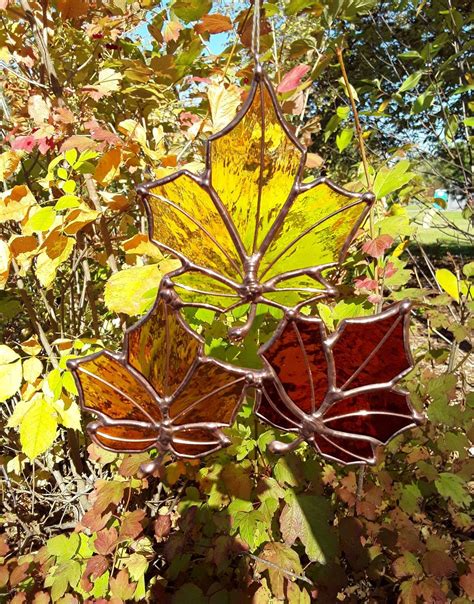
[
  {"xmin": 68, "ymin": 298, "xmax": 251, "ymax": 465},
  {"xmin": 257, "ymin": 301, "xmax": 423, "ymax": 465}
]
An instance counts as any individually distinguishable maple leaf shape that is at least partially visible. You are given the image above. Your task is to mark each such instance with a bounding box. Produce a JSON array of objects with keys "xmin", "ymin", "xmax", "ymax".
[
  {"xmin": 137, "ymin": 68, "xmax": 373, "ymax": 338},
  {"xmin": 257, "ymin": 301, "xmax": 423, "ymax": 464},
  {"xmin": 67, "ymin": 297, "xmax": 254, "ymax": 470}
]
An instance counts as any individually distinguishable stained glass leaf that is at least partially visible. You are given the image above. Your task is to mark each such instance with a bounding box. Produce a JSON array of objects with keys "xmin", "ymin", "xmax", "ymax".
[
  {"xmin": 137, "ymin": 69, "xmax": 373, "ymax": 328},
  {"xmin": 67, "ymin": 298, "xmax": 251, "ymax": 461},
  {"xmin": 257, "ymin": 301, "xmax": 423, "ymax": 465}
]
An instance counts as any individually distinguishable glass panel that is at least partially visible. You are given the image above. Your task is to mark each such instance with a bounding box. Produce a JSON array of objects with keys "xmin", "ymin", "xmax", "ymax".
[
  {"xmin": 171, "ymin": 427, "xmax": 224, "ymax": 458},
  {"xmin": 169, "ymin": 362, "xmax": 247, "ymax": 426},
  {"xmin": 314, "ymin": 433, "xmax": 375, "ymax": 464},
  {"xmin": 260, "ymin": 183, "xmax": 368, "ymax": 281},
  {"xmin": 91, "ymin": 424, "xmax": 158, "ymax": 452},
  {"xmin": 172, "ymin": 271, "xmax": 240, "ymax": 310},
  {"xmin": 324, "ymin": 390, "xmax": 416, "ymax": 442},
  {"xmin": 74, "ymin": 352, "xmax": 161, "ymax": 423},
  {"xmin": 127, "ymin": 298, "xmax": 200, "ymax": 397},
  {"xmin": 210, "ymin": 79, "xmax": 302, "ymax": 253},
  {"xmin": 331, "ymin": 311, "xmax": 410, "ymax": 391},
  {"xmin": 148, "ymin": 173, "xmax": 242, "ymax": 279},
  {"xmin": 261, "ymin": 318, "xmax": 328, "ymax": 414}
]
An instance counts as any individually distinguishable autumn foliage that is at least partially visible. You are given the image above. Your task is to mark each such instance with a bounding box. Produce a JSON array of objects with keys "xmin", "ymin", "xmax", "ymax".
[{"xmin": 0, "ymin": 1, "xmax": 472, "ymax": 603}]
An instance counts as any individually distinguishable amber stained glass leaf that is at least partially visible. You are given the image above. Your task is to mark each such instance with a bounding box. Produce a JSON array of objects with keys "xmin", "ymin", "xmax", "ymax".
[
  {"xmin": 67, "ymin": 298, "xmax": 251, "ymax": 460},
  {"xmin": 257, "ymin": 301, "xmax": 423, "ymax": 465}
]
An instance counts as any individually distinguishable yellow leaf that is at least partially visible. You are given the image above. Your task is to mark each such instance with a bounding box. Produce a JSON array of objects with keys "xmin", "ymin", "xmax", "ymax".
[
  {"xmin": 436, "ymin": 268, "xmax": 459, "ymax": 302},
  {"xmin": 0, "ymin": 151, "xmax": 20, "ymax": 180},
  {"xmin": 392, "ymin": 239, "xmax": 409, "ymax": 258},
  {"xmin": 94, "ymin": 149, "xmax": 121, "ymax": 186},
  {"xmin": 9, "ymin": 235, "xmax": 37, "ymax": 273},
  {"xmin": 53, "ymin": 399, "xmax": 82, "ymax": 431},
  {"xmin": 7, "ymin": 398, "xmax": 34, "ymax": 428},
  {"xmin": 0, "ymin": 344, "xmax": 19, "ymax": 364},
  {"xmin": 0, "ymin": 239, "xmax": 10, "ymax": 288},
  {"xmin": 208, "ymin": 83, "xmax": 241, "ymax": 132},
  {"xmin": 35, "ymin": 229, "xmax": 75, "ymax": 288},
  {"xmin": 0, "ymin": 185, "xmax": 37, "ymax": 224},
  {"xmin": 20, "ymin": 336, "xmax": 42, "ymax": 356},
  {"xmin": 23, "ymin": 356, "xmax": 43, "ymax": 383},
  {"xmin": 100, "ymin": 191, "xmax": 130, "ymax": 211},
  {"xmin": 0, "ymin": 345, "xmax": 22, "ymax": 402},
  {"xmin": 104, "ymin": 262, "xmax": 179, "ymax": 315},
  {"xmin": 57, "ymin": 0, "xmax": 88, "ymax": 19},
  {"xmin": 118, "ymin": 119, "xmax": 148, "ymax": 147},
  {"xmin": 20, "ymin": 397, "xmax": 58, "ymax": 459},
  {"xmin": 122, "ymin": 233, "xmax": 164, "ymax": 261}
]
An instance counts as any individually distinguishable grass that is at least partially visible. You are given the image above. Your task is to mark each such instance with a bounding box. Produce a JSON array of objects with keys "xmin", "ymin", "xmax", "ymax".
[{"xmin": 406, "ymin": 205, "xmax": 473, "ymax": 258}]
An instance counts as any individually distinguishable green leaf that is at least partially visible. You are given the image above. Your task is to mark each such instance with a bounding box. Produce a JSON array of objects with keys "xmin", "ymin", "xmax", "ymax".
[
  {"xmin": 280, "ymin": 490, "xmax": 338, "ymax": 563},
  {"xmin": 435, "ymin": 268, "xmax": 459, "ymax": 302},
  {"xmin": 399, "ymin": 483, "xmax": 422, "ymax": 515},
  {"xmin": 373, "ymin": 160, "xmax": 415, "ymax": 199},
  {"xmin": 398, "ymin": 71, "xmax": 423, "ymax": 93},
  {"xmin": 435, "ymin": 472, "xmax": 470, "ymax": 508},
  {"xmin": 172, "ymin": 0, "xmax": 211, "ymax": 22},
  {"xmin": 19, "ymin": 397, "xmax": 58, "ymax": 459},
  {"xmin": 25, "ymin": 207, "xmax": 56, "ymax": 232},
  {"xmin": 47, "ymin": 533, "xmax": 80, "ymax": 562},
  {"xmin": 232, "ymin": 509, "xmax": 268, "ymax": 551},
  {"xmin": 104, "ymin": 261, "xmax": 179, "ymax": 316},
  {"xmin": 336, "ymin": 127, "xmax": 354, "ymax": 152}
]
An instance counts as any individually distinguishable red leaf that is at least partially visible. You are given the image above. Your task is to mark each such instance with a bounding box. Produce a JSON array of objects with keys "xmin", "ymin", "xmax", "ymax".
[
  {"xmin": 81, "ymin": 555, "xmax": 109, "ymax": 591},
  {"xmin": 277, "ymin": 64, "xmax": 310, "ymax": 93},
  {"xmin": 0, "ymin": 535, "xmax": 9, "ymax": 557},
  {"xmin": 119, "ymin": 509, "xmax": 146, "ymax": 540},
  {"xmin": 355, "ymin": 277, "xmax": 378, "ymax": 291},
  {"xmin": 460, "ymin": 563, "xmax": 474, "ymax": 598},
  {"xmin": 154, "ymin": 514, "xmax": 172, "ymax": 541},
  {"xmin": 362, "ymin": 234, "xmax": 394, "ymax": 258},
  {"xmin": 11, "ymin": 135, "xmax": 36, "ymax": 152},
  {"xmin": 109, "ymin": 569, "xmax": 136, "ymax": 601},
  {"xmin": 422, "ymin": 550, "xmax": 457, "ymax": 578},
  {"xmin": 258, "ymin": 302, "xmax": 421, "ymax": 464},
  {"xmin": 94, "ymin": 527, "xmax": 118, "ymax": 556},
  {"xmin": 79, "ymin": 509, "xmax": 112, "ymax": 533},
  {"xmin": 93, "ymin": 480, "xmax": 126, "ymax": 514}
]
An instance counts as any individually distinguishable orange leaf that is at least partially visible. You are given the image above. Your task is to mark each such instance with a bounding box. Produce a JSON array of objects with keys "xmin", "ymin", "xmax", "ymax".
[
  {"xmin": 195, "ymin": 14, "xmax": 232, "ymax": 34},
  {"xmin": 94, "ymin": 148, "xmax": 121, "ymax": 185}
]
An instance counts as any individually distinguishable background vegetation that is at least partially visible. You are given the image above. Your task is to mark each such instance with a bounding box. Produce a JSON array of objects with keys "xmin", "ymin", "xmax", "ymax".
[{"xmin": 0, "ymin": 0, "xmax": 472, "ymax": 602}]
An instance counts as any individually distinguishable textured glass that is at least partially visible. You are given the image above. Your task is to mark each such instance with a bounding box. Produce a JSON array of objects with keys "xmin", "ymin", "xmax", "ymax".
[
  {"xmin": 68, "ymin": 298, "xmax": 249, "ymax": 459},
  {"xmin": 260, "ymin": 183, "xmax": 369, "ymax": 281},
  {"xmin": 210, "ymin": 80, "xmax": 302, "ymax": 253},
  {"xmin": 258, "ymin": 302, "xmax": 421, "ymax": 464},
  {"xmin": 148, "ymin": 173, "xmax": 242, "ymax": 281}
]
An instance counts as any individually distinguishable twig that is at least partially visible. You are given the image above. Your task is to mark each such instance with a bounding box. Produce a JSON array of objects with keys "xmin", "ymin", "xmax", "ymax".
[{"xmin": 335, "ymin": 45, "xmax": 371, "ymax": 193}]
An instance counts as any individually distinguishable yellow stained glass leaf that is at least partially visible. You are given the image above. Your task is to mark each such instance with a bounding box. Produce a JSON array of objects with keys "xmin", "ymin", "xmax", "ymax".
[
  {"xmin": 137, "ymin": 68, "xmax": 373, "ymax": 334},
  {"xmin": 147, "ymin": 172, "xmax": 242, "ymax": 281},
  {"xmin": 172, "ymin": 271, "xmax": 240, "ymax": 310},
  {"xmin": 260, "ymin": 181, "xmax": 370, "ymax": 281}
]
